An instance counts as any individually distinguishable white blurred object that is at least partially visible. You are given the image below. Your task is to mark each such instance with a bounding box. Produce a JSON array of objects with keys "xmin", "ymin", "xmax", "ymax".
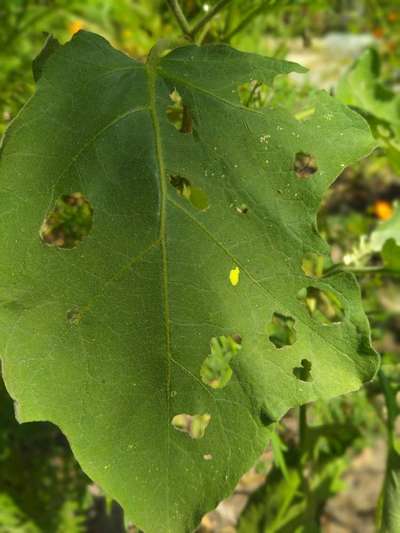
[{"xmin": 287, "ymin": 33, "xmax": 376, "ymax": 90}]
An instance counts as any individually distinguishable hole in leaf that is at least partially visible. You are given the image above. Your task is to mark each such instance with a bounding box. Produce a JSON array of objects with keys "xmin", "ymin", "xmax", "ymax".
[
  {"xmin": 166, "ymin": 89, "xmax": 192, "ymax": 133},
  {"xmin": 231, "ymin": 333, "xmax": 242, "ymax": 344},
  {"xmin": 260, "ymin": 407, "xmax": 274, "ymax": 426},
  {"xmin": 294, "ymin": 152, "xmax": 318, "ymax": 179},
  {"xmin": 40, "ymin": 192, "xmax": 93, "ymax": 249},
  {"xmin": 200, "ymin": 335, "xmax": 242, "ymax": 389},
  {"xmin": 297, "ymin": 286, "xmax": 344, "ymax": 324},
  {"xmin": 235, "ymin": 203, "xmax": 248, "ymax": 215},
  {"xmin": 266, "ymin": 312, "xmax": 297, "ymax": 348},
  {"xmin": 169, "ymin": 175, "xmax": 208, "ymax": 211},
  {"xmin": 301, "ymin": 252, "xmax": 325, "ymax": 278},
  {"xmin": 239, "ymin": 81, "xmax": 269, "ymax": 108},
  {"xmin": 171, "ymin": 413, "xmax": 211, "ymax": 439},
  {"xmin": 293, "ymin": 359, "xmax": 313, "ymax": 382},
  {"xmin": 66, "ymin": 307, "xmax": 82, "ymax": 325}
]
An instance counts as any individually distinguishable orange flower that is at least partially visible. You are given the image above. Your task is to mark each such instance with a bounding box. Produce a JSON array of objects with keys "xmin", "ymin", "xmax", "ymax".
[
  {"xmin": 373, "ymin": 200, "xmax": 393, "ymax": 220},
  {"xmin": 372, "ymin": 27, "xmax": 385, "ymax": 39},
  {"xmin": 68, "ymin": 19, "xmax": 85, "ymax": 36},
  {"xmin": 388, "ymin": 11, "xmax": 398, "ymax": 23}
]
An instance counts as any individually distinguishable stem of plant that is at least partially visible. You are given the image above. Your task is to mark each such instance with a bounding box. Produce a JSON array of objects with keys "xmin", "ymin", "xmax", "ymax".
[
  {"xmin": 379, "ymin": 369, "xmax": 397, "ymax": 447},
  {"xmin": 191, "ymin": 0, "xmax": 233, "ymax": 37},
  {"xmin": 299, "ymin": 403, "xmax": 311, "ymax": 503},
  {"xmin": 223, "ymin": 0, "xmax": 276, "ymax": 42},
  {"xmin": 166, "ymin": 0, "xmax": 192, "ymax": 37},
  {"xmin": 299, "ymin": 403, "xmax": 307, "ymax": 456},
  {"xmin": 344, "ymin": 266, "xmax": 400, "ymax": 276},
  {"xmin": 323, "ymin": 263, "xmax": 400, "ymax": 277}
]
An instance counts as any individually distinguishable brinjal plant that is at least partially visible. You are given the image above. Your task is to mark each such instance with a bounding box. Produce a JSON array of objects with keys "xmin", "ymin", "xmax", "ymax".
[{"xmin": 0, "ymin": 2, "xmax": 379, "ymax": 532}]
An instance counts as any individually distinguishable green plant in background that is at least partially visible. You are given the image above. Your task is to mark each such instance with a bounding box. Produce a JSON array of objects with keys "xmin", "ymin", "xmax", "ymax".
[
  {"xmin": 1, "ymin": 1, "xmax": 400, "ymax": 532},
  {"xmin": 0, "ymin": 376, "xmax": 92, "ymax": 532},
  {"xmin": 337, "ymin": 47, "xmax": 400, "ymax": 174}
]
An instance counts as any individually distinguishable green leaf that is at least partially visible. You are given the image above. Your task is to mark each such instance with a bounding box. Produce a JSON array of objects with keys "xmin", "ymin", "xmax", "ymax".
[
  {"xmin": 32, "ymin": 34, "xmax": 61, "ymax": 83},
  {"xmin": 0, "ymin": 375, "xmax": 90, "ymax": 532},
  {"xmin": 0, "ymin": 493, "xmax": 40, "ymax": 533},
  {"xmin": 371, "ymin": 202, "xmax": 400, "ymax": 252},
  {"xmin": 336, "ymin": 48, "xmax": 400, "ymax": 173},
  {"xmin": 336, "ymin": 48, "xmax": 400, "ymax": 128},
  {"xmin": 0, "ymin": 31, "xmax": 378, "ymax": 532},
  {"xmin": 382, "ymin": 240, "xmax": 400, "ymax": 271}
]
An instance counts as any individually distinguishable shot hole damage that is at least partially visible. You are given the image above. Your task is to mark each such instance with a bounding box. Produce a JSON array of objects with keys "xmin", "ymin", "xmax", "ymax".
[
  {"xmin": 200, "ymin": 335, "xmax": 242, "ymax": 389},
  {"xmin": 297, "ymin": 286, "xmax": 344, "ymax": 324},
  {"xmin": 66, "ymin": 307, "xmax": 82, "ymax": 326},
  {"xmin": 166, "ymin": 89, "xmax": 192, "ymax": 133},
  {"xmin": 301, "ymin": 252, "xmax": 325, "ymax": 278},
  {"xmin": 294, "ymin": 152, "xmax": 318, "ymax": 179},
  {"xmin": 235, "ymin": 203, "xmax": 248, "ymax": 215},
  {"xmin": 40, "ymin": 192, "xmax": 93, "ymax": 249},
  {"xmin": 169, "ymin": 175, "xmax": 208, "ymax": 211},
  {"xmin": 171, "ymin": 413, "xmax": 210, "ymax": 439},
  {"xmin": 266, "ymin": 312, "xmax": 297, "ymax": 348},
  {"xmin": 239, "ymin": 80, "xmax": 269, "ymax": 108},
  {"xmin": 293, "ymin": 359, "xmax": 313, "ymax": 382}
]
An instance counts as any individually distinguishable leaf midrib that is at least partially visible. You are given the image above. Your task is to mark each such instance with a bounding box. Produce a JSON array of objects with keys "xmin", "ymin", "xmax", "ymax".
[{"xmin": 146, "ymin": 59, "xmax": 172, "ymax": 530}]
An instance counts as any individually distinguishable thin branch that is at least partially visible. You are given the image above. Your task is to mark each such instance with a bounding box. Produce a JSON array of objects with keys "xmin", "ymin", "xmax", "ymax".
[
  {"xmin": 223, "ymin": 0, "xmax": 276, "ymax": 42},
  {"xmin": 191, "ymin": 0, "xmax": 233, "ymax": 38},
  {"xmin": 323, "ymin": 262, "xmax": 400, "ymax": 277},
  {"xmin": 244, "ymin": 81, "xmax": 262, "ymax": 107},
  {"xmin": 343, "ymin": 266, "xmax": 400, "ymax": 275},
  {"xmin": 166, "ymin": 0, "xmax": 191, "ymax": 37}
]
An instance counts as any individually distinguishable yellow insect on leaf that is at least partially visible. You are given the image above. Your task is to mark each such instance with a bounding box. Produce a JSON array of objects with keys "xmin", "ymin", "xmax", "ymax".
[{"xmin": 229, "ymin": 266, "xmax": 240, "ymax": 286}]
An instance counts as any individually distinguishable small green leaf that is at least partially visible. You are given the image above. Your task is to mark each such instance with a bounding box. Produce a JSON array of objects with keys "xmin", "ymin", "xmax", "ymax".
[
  {"xmin": 337, "ymin": 48, "xmax": 400, "ymax": 172},
  {"xmin": 371, "ymin": 202, "xmax": 400, "ymax": 252},
  {"xmin": 337, "ymin": 48, "xmax": 400, "ymax": 128},
  {"xmin": 382, "ymin": 239, "xmax": 400, "ymax": 271}
]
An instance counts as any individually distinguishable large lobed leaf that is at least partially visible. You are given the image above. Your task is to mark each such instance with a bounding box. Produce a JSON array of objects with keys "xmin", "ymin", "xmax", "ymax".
[{"xmin": 0, "ymin": 32, "xmax": 378, "ymax": 532}]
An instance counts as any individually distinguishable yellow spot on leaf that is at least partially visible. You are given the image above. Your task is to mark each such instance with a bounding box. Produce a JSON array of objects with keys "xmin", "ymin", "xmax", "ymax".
[{"xmin": 229, "ymin": 266, "xmax": 240, "ymax": 286}]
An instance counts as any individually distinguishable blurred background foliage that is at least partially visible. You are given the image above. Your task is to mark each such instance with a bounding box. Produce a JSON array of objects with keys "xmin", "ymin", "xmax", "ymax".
[{"xmin": 1, "ymin": 0, "xmax": 400, "ymax": 531}]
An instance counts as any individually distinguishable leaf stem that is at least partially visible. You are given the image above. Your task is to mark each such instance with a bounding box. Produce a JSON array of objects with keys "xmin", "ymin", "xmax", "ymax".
[
  {"xmin": 191, "ymin": 0, "xmax": 233, "ymax": 37},
  {"xmin": 344, "ymin": 266, "xmax": 400, "ymax": 276},
  {"xmin": 323, "ymin": 263, "xmax": 400, "ymax": 277},
  {"xmin": 223, "ymin": 0, "xmax": 275, "ymax": 42},
  {"xmin": 166, "ymin": 0, "xmax": 192, "ymax": 37},
  {"xmin": 299, "ymin": 403, "xmax": 307, "ymax": 456},
  {"xmin": 244, "ymin": 81, "xmax": 262, "ymax": 107},
  {"xmin": 379, "ymin": 369, "xmax": 397, "ymax": 447}
]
